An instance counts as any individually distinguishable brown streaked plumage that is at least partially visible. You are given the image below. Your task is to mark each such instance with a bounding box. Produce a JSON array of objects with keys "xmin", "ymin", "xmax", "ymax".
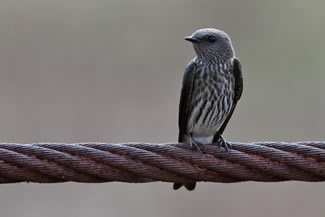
[{"xmin": 174, "ymin": 28, "xmax": 243, "ymax": 191}]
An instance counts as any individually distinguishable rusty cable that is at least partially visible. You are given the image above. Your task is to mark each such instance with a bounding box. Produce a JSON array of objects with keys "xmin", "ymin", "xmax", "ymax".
[{"xmin": 0, "ymin": 142, "xmax": 324, "ymax": 184}]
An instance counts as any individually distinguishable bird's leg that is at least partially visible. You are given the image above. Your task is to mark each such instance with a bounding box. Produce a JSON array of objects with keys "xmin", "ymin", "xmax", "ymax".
[
  {"xmin": 189, "ymin": 133, "xmax": 203, "ymax": 154},
  {"xmin": 217, "ymin": 135, "xmax": 232, "ymax": 152}
]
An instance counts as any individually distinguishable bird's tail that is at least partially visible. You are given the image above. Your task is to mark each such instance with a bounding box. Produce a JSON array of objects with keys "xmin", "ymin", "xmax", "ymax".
[{"xmin": 173, "ymin": 182, "xmax": 196, "ymax": 191}]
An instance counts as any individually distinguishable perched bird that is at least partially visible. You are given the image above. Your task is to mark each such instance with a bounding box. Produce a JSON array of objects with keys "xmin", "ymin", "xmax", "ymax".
[{"xmin": 173, "ymin": 28, "xmax": 243, "ymax": 191}]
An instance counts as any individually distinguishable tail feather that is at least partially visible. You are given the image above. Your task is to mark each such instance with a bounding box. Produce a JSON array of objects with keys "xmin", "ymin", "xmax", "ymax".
[
  {"xmin": 173, "ymin": 182, "xmax": 196, "ymax": 191},
  {"xmin": 173, "ymin": 183, "xmax": 183, "ymax": 190}
]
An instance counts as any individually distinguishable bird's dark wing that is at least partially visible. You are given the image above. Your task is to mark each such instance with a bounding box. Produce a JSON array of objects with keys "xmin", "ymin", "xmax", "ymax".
[
  {"xmin": 213, "ymin": 58, "xmax": 243, "ymax": 142},
  {"xmin": 178, "ymin": 60, "xmax": 197, "ymax": 142},
  {"xmin": 174, "ymin": 60, "xmax": 198, "ymax": 191}
]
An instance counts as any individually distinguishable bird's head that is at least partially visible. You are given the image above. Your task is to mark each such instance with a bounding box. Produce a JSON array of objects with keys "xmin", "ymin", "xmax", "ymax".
[{"xmin": 185, "ymin": 28, "xmax": 234, "ymax": 64}]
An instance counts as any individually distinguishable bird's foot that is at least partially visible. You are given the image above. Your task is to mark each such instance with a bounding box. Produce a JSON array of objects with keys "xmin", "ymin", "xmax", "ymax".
[
  {"xmin": 189, "ymin": 134, "xmax": 203, "ymax": 154},
  {"xmin": 218, "ymin": 135, "xmax": 232, "ymax": 152}
]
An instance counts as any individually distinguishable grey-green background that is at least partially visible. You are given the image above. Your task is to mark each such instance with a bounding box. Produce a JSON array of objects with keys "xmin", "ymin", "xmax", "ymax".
[{"xmin": 1, "ymin": 0, "xmax": 325, "ymax": 217}]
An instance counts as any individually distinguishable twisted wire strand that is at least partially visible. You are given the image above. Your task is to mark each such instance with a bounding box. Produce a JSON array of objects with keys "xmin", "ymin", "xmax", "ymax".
[{"xmin": 0, "ymin": 142, "xmax": 324, "ymax": 184}]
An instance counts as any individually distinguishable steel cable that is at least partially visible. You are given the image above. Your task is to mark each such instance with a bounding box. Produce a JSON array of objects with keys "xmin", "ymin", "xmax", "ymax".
[{"xmin": 0, "ymin": 142, "xmax": 324, "ymax": 184}]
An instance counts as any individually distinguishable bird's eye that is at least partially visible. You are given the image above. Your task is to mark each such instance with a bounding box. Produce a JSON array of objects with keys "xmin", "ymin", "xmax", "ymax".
[{"xmin": 207, "ymin": 36, "xmax": 217, "ymax": 43}]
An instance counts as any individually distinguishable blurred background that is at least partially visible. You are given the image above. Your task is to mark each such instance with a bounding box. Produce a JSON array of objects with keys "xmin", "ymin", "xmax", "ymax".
[{"xmin": 0, "ymin": 0, "xmax": 325, "ymax": 216}]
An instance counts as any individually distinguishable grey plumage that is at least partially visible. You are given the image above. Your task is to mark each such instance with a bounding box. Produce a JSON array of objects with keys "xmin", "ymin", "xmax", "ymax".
[{"xmin": 174, "ymin": 28, "xmax": 243, "ymax": 191}]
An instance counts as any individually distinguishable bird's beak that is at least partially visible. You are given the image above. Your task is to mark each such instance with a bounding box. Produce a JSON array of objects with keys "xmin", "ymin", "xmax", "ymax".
[{"xmin": 184, "ymin": 36, "xmax": 199, "ymax": 43}]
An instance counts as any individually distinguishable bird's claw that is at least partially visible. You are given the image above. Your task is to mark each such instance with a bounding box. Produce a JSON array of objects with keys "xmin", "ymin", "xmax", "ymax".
[
  {"xmin": 218, "ymin": 135, "xmax": 231, "ymax": 152},
  {"xmin": 190, "ymin": 134, "xmax": 203, "ymax": 154}
]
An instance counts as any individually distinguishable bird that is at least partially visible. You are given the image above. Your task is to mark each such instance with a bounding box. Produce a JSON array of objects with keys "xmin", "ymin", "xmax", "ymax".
[{"xmin": 173, "ymin": 28, "xmax": 243, "ymax": 191}]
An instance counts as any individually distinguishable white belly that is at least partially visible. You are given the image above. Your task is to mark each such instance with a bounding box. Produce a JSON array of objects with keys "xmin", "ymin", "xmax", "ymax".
[
  {"xmin": 188, "ymin": 97, "xmax": 232, "ymax": 140},
  {"xmin": 183, "ymin": 135, "xmax": 214, "ymax": 144}
]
